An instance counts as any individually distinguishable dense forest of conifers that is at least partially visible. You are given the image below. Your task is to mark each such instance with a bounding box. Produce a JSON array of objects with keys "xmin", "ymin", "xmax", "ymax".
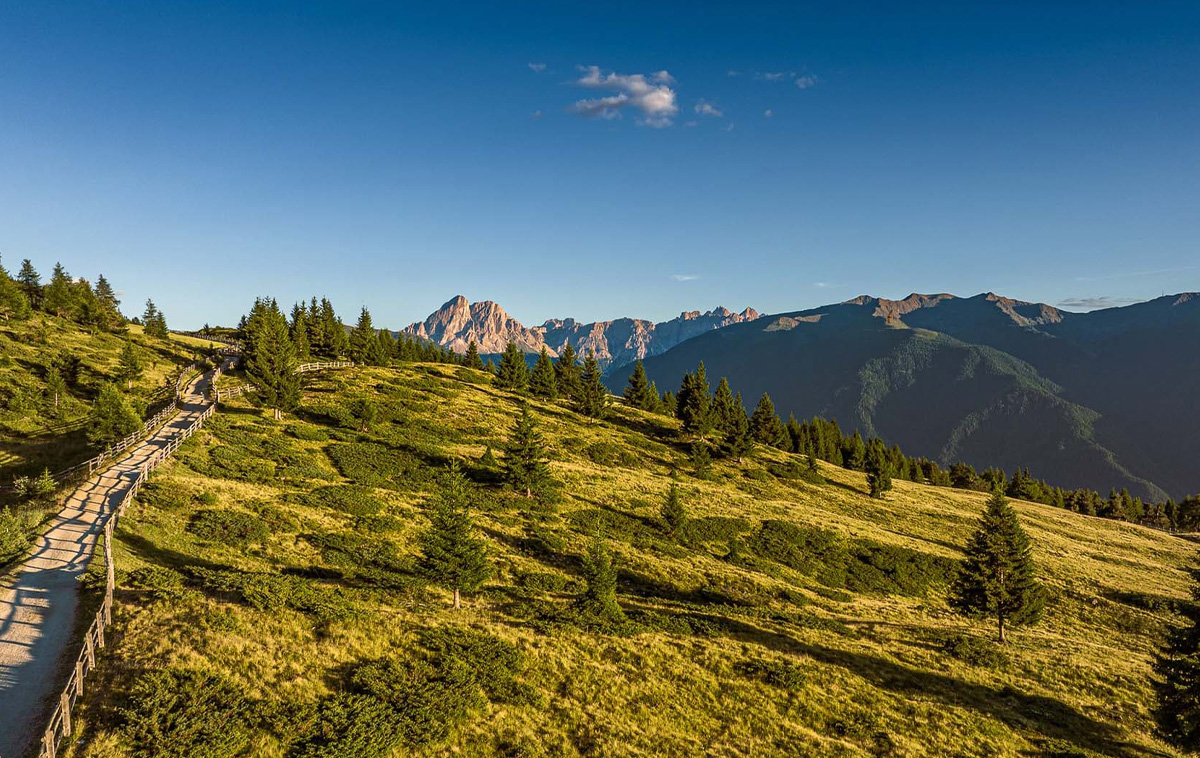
[{"xmin": 235, "ymin": 295, "xmax": 1200, "ymax": 535}]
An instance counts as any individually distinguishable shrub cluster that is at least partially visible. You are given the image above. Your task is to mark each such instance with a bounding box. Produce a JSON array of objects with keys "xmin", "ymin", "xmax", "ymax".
[
  {"xmin": 120, "ymin": 668, "xmax": 254, "ymax": 758},
  {"xmin": 192, "ymin": 568, "xmax": 358, "ymax": 623},
  {"xmin": 188, "ymin": 509, "xmax": 270, "ymax": 547}
]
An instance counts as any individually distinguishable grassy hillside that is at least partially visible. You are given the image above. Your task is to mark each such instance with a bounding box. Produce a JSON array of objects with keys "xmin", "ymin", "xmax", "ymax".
[
  {"xmin": 0, "ymin": 315, "xmax": 204, "ymax": 488},
  {"xmin": 62, "ymin": 363, "xmax": 1195, "ymax": 758}
]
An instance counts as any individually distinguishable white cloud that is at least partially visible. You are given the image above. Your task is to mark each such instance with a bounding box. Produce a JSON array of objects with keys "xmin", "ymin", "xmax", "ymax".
[
  {"xmin": 570, "ymin": 65, "xmax": 679, "ymax": 126},
  {"xmin": 723, "ymin": 122, "xmax": 735, "ymax": 133},
  {"xmin": 763, "ymin": 109, "xmax": 773, "ymax": 118},
  {"xmin": 726, "ymin": 69, "xmax": 741, "ymax": 77},
  {"xmin": 694, "ymin": 99, "xmax": 723, "ymax": 117},
  {"xmin": 531, "ymin": 110, "xmax": 543, "ymax": 119},
  {"xmin": 670, "ymin": 274, "xmax": 700, "ymax": 282},
  {"xmin": 795, "ymin": 74, "xmax": 819, "ymax": 89},
  {"xmin": 755, "ymin": 71, "xmax": 792, "ymax": 82},
  {"xmin": 1057, "ymin": 296, "xmax": 1143, "ymax": 310},
  {"xmin": 814, "ymin": 282, "xmax": 839, "ymax": 289},
  {"xmin": 528, "ymin": 62, "xmax": 546, "ymax": 73}
]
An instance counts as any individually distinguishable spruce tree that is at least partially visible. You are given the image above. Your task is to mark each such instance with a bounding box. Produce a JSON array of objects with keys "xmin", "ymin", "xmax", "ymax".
[
  {"xmin": 118, "ymin": 341, "xmax": 144, "ymax": 390},
  {"xmin": 576, "ymin": 350, "xmax": 610, "ymax": 420},
  {"xmin": 17, "ymin": 259, "xmax": 41, "ymax": 309},
  {"xmin": 575, "ymin": 533, "xmax": 625, "ymax": 625},
  {"xmin": 949, "ymin": 490, "xmax": 1046, "ymax": 643},
  {"xmin": 349, "ymin": 306, "xmax": 385, "ymax": 365},
  {"xmin": 376, "ymin": 329, "xmax": 395, "ymax": 364},
  {"xmin": 842, "ymin": 431, "xmax": 867, "ymax": 470},
  {"xmin": 864, "ymin": 439, "xmax": 893, "ymax": 498},
  {"xmin": 289, "ymin": 303, "xmax": 312, "ymax": 361},
  {"xmin": 690, "ymin": 440, "xmax": 713, "ymax": 479},
  {"xmin": 495, "ymin": 341, "xmax": 529, "ymax": 392},
  {"xmin": 45, "ymin": 366, "xmax": 67, "ymax": 412},
  {"xmin": 529, "ymin": 347, "xmax": 558, "ymax": 399},
  {"xmin": 675, "ymin": 362, "xmax": 712, "ymax": 437},
  {"xmin": 43, "ymin": 263, "xmax": 75, "ymax": 318},
  {"xmin": 554, "ymin": 341, "xmax": 581, "ymax": 400},
  {"xmin": 503, "ymin": 403, "xmax": 552, "ymax": 498},
  {"xmin": 87, "ymin": 383, "xmax": 141, "ymax": 447},
  {"xmin": 1154, "ymin": 568, "xmax": 1200, "ymax": 749},
  {"xmin": 721, "ymin": 400, "xmax": 752, "ymax": 462},
  {"xmin": 623, "ymin": 360, "xmax": 656, "ymax": 411},
  {"xmin": 711, "ymin": 377, "xmax": 739, "ymax": 435},
  {"xmin": 245, "ymin": 299, "xmax": 300, "ymax": 420},
  {"xmin": 142, "ymin": 299, "xmax": 168, "ymax": 338},
  {"xmin": 749, "ymin": 393, "xmax": 786, "ymax": 447},
  {"xmin": 660, "ymin": 482, "xmax": 687, "ymax": 536},
  {"xmin": 94, "ymin": 275, "xmax": 121, "ymax": 327},
  {"xmin": 417, "ymin": 464, "xmax": 491, "ymax": 610},
  {"xmin": 0, "ymin": 260, "xmax": 30, "ymax": 321},
  {"xmin": 464, "ymin": 340, "xmax": 484, "ymax": 370}
]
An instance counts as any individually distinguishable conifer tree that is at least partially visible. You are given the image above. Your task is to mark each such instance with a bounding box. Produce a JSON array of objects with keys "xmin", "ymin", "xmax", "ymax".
[
  {"xmin": 711, "ymin": 377, "xmax": 740, "ymax": 435},
  {"xmin": 87, "ymin": 383, "xmax": 141, "ymax": 447},
  {"xmin": 0, "ymin": 257, "xmax": 30, "ymax": 321},
  {"xmin": 749, "ymin": 393, "xmax": 786, "ymax": 447},
  {"xmin": 43, "ymin": 263, "xmax": 76, "ymax": 318},
  {"xmin": 575, "ymin": 534, "xmax": 625, "ymax": 624},
  {"xmin": 1154, "ymin": 568, "xmax": 1200, "ymax": 750},
  {"xmin": 348, "ymin": 398, "xmax": 379, "ymax": 432},
  {"xmin": 660, "ymin": 390, "xmax": 677, "ymax": 416},
  {"xmin": 660, "ymin": 482, "xmax": 687, "ymax": 536},
  {"xmin": 576, "ymin": 350, "xmax": 610, "ymax": 420},
  {"xmin": 691, "ymin": 441, "xmax": 713, "ymax": 479},
  {"xmin": 529, "ymin": 347, "xmax": 558, "ymax": 399},
  {"xmin": 864, "ymin": 439, "xmax": 893, "ymax": 498},
  {"xmin": 495, "ymin": 341, "xmax": 529, "ymax": 392},
  {"xmin": 349, "ymin": 306, "xmax": 385, "ymax": 365},
  {"xmin": 289, "ymin": 303, "xmax": 312, "ymax": 361},
  {"xmin": 45, "ymin": 366, "xmax": 67, "ymax": 412},
  {"xmin": 118, "ymin": 341, "xmax": 144, "ymax": 390},
  {"xmin": 245, "ymin": 299, "xmax": 300, "ymax": 420},
  {"xmin": 376, "ymin": 329, "xmax": 395, "ymax": 364},
  {"xmin": 142, "ymin": 299, "xmax": 168, "ymax": 338},
  {"xmin": 675, "ymin": 362, "xmax": 712, "ymax": 437},
  {"xmin": 94, "ymin": 275, "xmax": 121, "ymax": 328},
  {"xmin": 464, "ymin": 340, "xmax": 484, "ymax": 370},
  {"xmin": 842, "ymin": 431, "xmax": 867, "ymax": 470},
  {"xmin": 554, "ymin": 341, "xmax": 581, "ymax": 400},
  {"xmin": 646, "ymin": 380, "xmax": 662, "ymax": 414},
  {"xmin": 17, "ymin": 259, "xmax": 41, "ymax": 309},
  {"xmin": 503, "ymin": 403, "xmax": 552, "ymax": 498},
  {"xmin": 949, "ymin": 490, "xmax": 1046, "ymax": 643},
  {"xmin": 623, "ymin": 360, "xmax": 656, "ymax": 411},
  {"xmin": 721, "ymin": 398, "xmax": 752, "ymax": 462},
  {"xmin": 417, "ymin": 464, "xmax": 491, "ymax": 610}
]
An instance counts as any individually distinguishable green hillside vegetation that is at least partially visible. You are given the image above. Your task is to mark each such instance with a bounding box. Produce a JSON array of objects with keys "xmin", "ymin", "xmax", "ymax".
[{"xmin": 59, "ymin": 361, "xmax": 1196, "ymax": 758}]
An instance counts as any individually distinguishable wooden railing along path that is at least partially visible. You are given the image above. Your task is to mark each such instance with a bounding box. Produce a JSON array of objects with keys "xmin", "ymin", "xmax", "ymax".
[{"xmin": 214, "ymin": 361, "xmax": 354, "ymax": 401}]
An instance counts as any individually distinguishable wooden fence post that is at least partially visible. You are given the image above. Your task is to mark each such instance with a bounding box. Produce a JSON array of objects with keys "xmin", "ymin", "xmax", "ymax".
[{"xmin": 60, "ymin": 692, "xmax": 71, "ymax": 737}]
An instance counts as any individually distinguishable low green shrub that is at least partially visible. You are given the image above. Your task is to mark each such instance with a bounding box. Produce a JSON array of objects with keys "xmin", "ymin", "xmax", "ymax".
[
  {"xmin": 192, "ymin": 569, "xmax": 358, "ymax": 623},
  {"xmin": 940, "ymin": 633, "xmax": 1009, "ymax": 668},
  {"xmin": 127, "ymin": 566, "xmax": 188, "ymax": 600},
  {"xmin": 294, "ymin": 485, "xmax": 384, "ymax": 517},
  {"xmin": 0, "ymin": 507, "xmax": 31, "ymax": 563},
  {"xmin": 684, "ymin": 515, "xmax": 752, "ymax": 545},
  {"xmin": 517, "ymin": 570, "xmax": 574, "ymax": 593},
  {"xmin": 188, "ymin": 509, "xmax": 269, "ymax": 546},
  {"xmin": 583, "ymin": 442, "xmax": 638, "ymax": 468},
  {"xmin": 736, "ymin": 658, "xmax": 807, "ymax": 691},
  {"xmin": 120, "ymin": 668, "xmax": 254, "ymax": 758}
]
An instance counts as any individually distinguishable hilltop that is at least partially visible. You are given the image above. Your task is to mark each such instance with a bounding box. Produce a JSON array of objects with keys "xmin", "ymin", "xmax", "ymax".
[{"xmin": 59, "ymin": 360, "xmax": 1194, "ymax": 757}]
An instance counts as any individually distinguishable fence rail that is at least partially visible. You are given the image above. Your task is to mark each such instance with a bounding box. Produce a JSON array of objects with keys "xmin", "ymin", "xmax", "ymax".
[
  {"xmin": 169, "ymin": 330, "xmax": 243, "ymax": 348},
  {"xmin": 213, "ymin": 361, "xmax": 353, "ymax": 402},
  {"xmin": 35, "ymin": 402, "xmax": 216, "ymax": 758}
]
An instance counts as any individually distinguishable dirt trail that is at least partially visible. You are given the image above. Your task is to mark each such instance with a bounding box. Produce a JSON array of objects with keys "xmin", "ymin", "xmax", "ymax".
[{"xmin": 0, "ymin": 369, "xmax": 215, "ymax": 758}]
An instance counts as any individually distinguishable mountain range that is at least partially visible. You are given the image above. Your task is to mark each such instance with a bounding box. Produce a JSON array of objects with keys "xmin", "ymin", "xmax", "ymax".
[
  {"xmin": 403, "ymin": 295, "xmax": 760, "ymax": 370},
  {"xmin": 604, "ymin": 292, "xmax": 1200, "ymax": 502}
]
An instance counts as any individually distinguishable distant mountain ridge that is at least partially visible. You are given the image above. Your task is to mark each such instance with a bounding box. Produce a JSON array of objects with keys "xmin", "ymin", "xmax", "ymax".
[
  {"xmin": 608, "ymin": 291, "xmax": 1200, "ymax": 501},
  {"xmin": 403, "ymin": 295, "xmax": 759, "ymax": 370}
]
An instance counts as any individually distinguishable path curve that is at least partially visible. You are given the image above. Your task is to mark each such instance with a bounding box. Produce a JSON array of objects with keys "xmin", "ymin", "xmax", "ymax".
[{"xmin": 0, "ymin": 368, "xmax": 217, "ymax": 758}]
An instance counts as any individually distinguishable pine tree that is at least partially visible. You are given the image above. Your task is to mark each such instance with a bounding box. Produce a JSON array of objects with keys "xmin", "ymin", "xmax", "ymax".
[
  {"xmin": 660, "ymin": 390, "xmax": 677, "ymax": 416},
  {"xmin": 660, "ymin": 482, "xmax": 687, "ymax": 535},
  {"xmin": 503, "ymin": 403, "xmax": 552, "ymax": 498},
  {"xmin": 245, "ymin": 299, "xmax": 300, "ymax": 420},
  {"xmin": 554, "ymin": 341, "xmax": 581, "ymax": 400},
  {"xmin": 0, "ymin": 257, "xmax": 30, "ymax": 321},
  {"xmin": 94, "ymin": 274, "xmax": 121, "ymax": 328},
  {"xmin": 17, "ymin": 259, "xmax": 41, "ymax": 309},
  {"xmin": 711, "ymin": 378, "xmax": 740, "ymax": 435},
  {"xmin": 376, "ymin": 329, "xmax": 395, "ymax": 364},
  {"xmin": 349, "ymin": 306, "xmax": 385, "ymax": 365},
  {"xmin": 1154, "ymin": 568, "xmax": 1200, "ymax": 749},
  {"xmin": 289, "ymin": 303, "xmax": 312, "ymax": 361},
  {"xmin": 417, "ymin": 464, "xmax": 491, "ymax": 609},
  {"xmin": 45, "ymin": 366, "xmax": 67, "ymax": 412},
  {"xmin": 623, "ymin": 360, "xmax": 656, "ymax": 411},
  {"xmin": 949, "ymin": 490, "xmax": 1046, "ymax": 643},
  {"xmin": 721, "ymin": 399, "xmax": 752, "ymax": 462},
  {"xmin": 464, "ymin": 340, "xmax": 484, "ymax": 370},
  {"xmin": 495, "ymin": 341, "xmax": 529, "ymax": 392},
  {"xmin": 645, "ymin": 380, "xmax": 662, "ymax": 414},
  {"xmin": 576, "ymin": 350, "xmax": 610, "ymax": 420},
  {"xmin": 749, "ymin": 393, "xmax": 786, "ymax": 447},
  {"xmin": 575, "ymin": 534, "xmax": 625, "ymax": 624},
  {"xmin": 690, "ymin": 441, "xmax": 713, "ymax": 479},
  {"xmin": 43, "ymin": 263, "xmax": 75, "ymax": 318},
  {"xmin": 864, "ymin": 439, "xmax": 893, "ymax": 498},
  {"xmin": 117, "ymin": 341, "xmax": 144, "ymax": 390},
  {"xmin": 529, "ymin": 347, "xmax": 558, "ymax": 399},
  {"xmin": 842, "ymin": 431, "xmax": 867, "ymax": 470},
  {"xmin": 87, "ymin": 383, "xmax": 141, "ymax": 447},
  {"xmin": 676, "ymin": 362, "xmax": 712, "ymax": 437},
  {"xmin": 142, "ymin": 299, "xmax": 168, "ymax": 338}
]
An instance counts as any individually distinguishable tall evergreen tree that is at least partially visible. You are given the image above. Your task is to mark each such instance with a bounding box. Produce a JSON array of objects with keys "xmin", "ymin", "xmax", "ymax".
[
  {"xmin": 94, "ymin": 274, "xmax": 121, "ymax": 328},
  {"xmin": 43, "ymin": 263, "xmax": 76, "ymax": 318},
  {"xmin": 117, "ymin": 341, "xmax": 144, "ymax": 390},
  {"xmin": 720, "ymin": 396, "xmax": 752, "ymax": 462},
  {"xmin": 245, "ymin": 299, "xmax": 300, "ymax": 420},
  {"xmin": 576, "ymin": 350, "xmax": 610, "ymax": 420},
  {"xmin": 1154, "ymin": 568, "xmax": 1200, "ymax": 750},
  {"xmin": 0, "ymin": 257, "xmax": 30, "ymax": 321},
  {"xmin": 17, "ymin": 259, "xmax": 42, "ymax": 309},
  {"xmin": 749, "ymin": 393, "xmax": 786, "ymax": 447},
  {"xmin": 142, "ymin": 299, "xmax": 168, "ymax": 338},
  {"xmin": 675, "ymin": 362, "xmax": 712, "ymax": 437},
  {"xmin": 554, "ymin": 341, "xmax": 581, "ymax": 400},
  {"xmin": 87, "ymin": 383, "xmax": 141, "ymax": 447},
  {"xmin": 575, "ymin": 534, "xmax": 625, "ymax": 624},
  {"xmin": 289, "ymin": 303, "xmax": 312, "ymax": 361},
  {"xmin": 623, "ymin": 360, "xmax": 657, "ymax": 411},
  {"xmin": 464, "ymin": 340, "xmax": 484, "ymax": 370},
  {"xmin": 949, "ymin": 490, "xmax": 1046, "ymax": 643},
  {"xmin": 495, "ymin": 341, "xmax": 529, "ymax": 392},
  {"xmin": 842, "ymin": 431, "xmax": 867, "ymax": 470},
  {"xmin": 376, "ymin": 329, "xmax": 395, "ymax": 364},
  {"xmin": 349, "ymin": 306, "xmax": 385, "ymax": 365},
  {"xmin": 865, "ymin": 439, "xmax": 894, "ymax": 498},
  {"xmin": 503, "ymin": 403, "xmax": 552, "ymax": 498},
  {"xmin": 660, "ymin": 482, "xmax": 687, "ymax": 536},
  {"xmin": 529, "ymin": 347, "xmax": 558, "ymax": 399},
  {"xmin": 711, "ymin": 377, "xmax": 740, "ymax": 435},
  {"xmin": 417, "ymin": 464, "xmax": 491, "ymax": 609}
]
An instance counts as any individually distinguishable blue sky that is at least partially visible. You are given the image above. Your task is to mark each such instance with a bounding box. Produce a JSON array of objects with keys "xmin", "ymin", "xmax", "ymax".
[{"xmin": 1, "ymin": 1, "xmax": 1197, "ymax": 330}]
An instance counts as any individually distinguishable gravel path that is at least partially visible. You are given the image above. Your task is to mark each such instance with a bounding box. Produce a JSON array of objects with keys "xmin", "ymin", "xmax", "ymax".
[{"xmin": 0, "ymin": 370, "xmax": 214, "ymax": 758}]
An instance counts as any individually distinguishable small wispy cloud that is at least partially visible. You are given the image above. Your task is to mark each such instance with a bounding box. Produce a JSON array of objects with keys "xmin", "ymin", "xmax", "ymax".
[
  {"xmin": 795, "ymin": 74, "xmax": 819, "ymax": 89},
  {"xmin": 762, "ymin": 109, "xmax": 773, "ymax": 118},
  {"xmin": 694, "ymin": 99, "xmax": 723, "ymax": 117},
  {"xmin": 528, "ymin": 62, "xmax": 546, "ymax": 73},
  {"xmin": 1057, "ymin": 296, "xmax": 1143, "ymax": 310},
  {"xmin": 531, "ymin": 110, "xmax": 543, "ymax": 119},
  {"xmin": 723, "ymin": 122, "xmax": 735, "ymax": 133},
  {"xmin": 755, "ymin": 71, "xmax": 793, "ymax": 82},
  {"xmin": 726, "ymin": 69, "xmax": 741, "ymax": 77},
  {"xmin": 671, "ymin": 274, "xmax": 700, "ymax": 282},
  {"xmin": 813, "ymin": 282, "xmax": 840, "ymax": 289},
  {"xmin": 570, "ymin": 65, "xmax": 679, "ymax": 127}
]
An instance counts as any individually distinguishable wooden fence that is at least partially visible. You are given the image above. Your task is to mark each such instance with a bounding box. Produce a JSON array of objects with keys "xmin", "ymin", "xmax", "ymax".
[
  {"xmin": 213, "ymin": 361, "xmax": 354, "ymax": 402},
  {"xmin": 169, "ymin": 330, "xmax": 243, "ymax": 349},
  {"xmin": 35, "ymin": 400, "xmax": 217, "ymax": 758}
]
